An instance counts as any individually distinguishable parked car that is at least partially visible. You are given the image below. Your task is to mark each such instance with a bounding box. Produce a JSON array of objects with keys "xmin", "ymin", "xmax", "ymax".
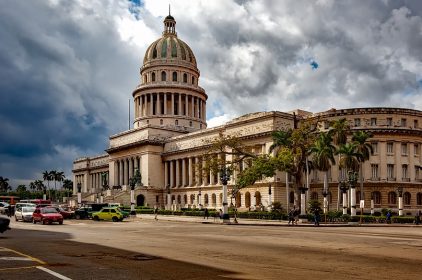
[
  {"xmin": 15, "ymin": 206, "xmax": 36, "ymax": 222},
  {"xmin": 15, "ymin": 202, "xmax": 36, "ymax": 211},
  {"xmin": 92, "ymin": 207, "xmax": 124, "ymax": 222},
  {"xmin": 117, "ymin": 207, "xmax": 130, "ymax": 218},
  {"xmin": 0, "ymin": 216, "xmax": 10, "ymax": 233},
  {"xmin": 32, "ymin": 207, "xmax": 63, "ymax": 225},
  {"xmin": 51, "ymin": 205, "xmax": 74, "ymax": 219},
  {"xmin": 74, "ymin": 206, "xmax": 93, "ymax": 220},
  {"xmin": 0, "ymin": 202, "xmax": 10, "ymax": 215}
]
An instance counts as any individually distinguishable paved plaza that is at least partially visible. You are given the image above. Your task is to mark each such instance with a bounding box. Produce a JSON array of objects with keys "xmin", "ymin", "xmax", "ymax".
[{"xmin": 1, "ymin": 215, "xmax": 422, "ymax": 280}]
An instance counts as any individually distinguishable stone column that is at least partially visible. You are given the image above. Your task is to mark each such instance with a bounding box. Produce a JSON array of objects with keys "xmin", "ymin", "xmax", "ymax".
[
  {"xmin": 114, "ymin": 161, "xmax": 118, "ymax": 186},
  {"xmin": 350, "ymin": 186, "xmax": 356, "ymax": 216},
  {"xmin": 195, "ymin": 157, "xmax": 200, "ymax": 186},
  {"xmin": 164, "ymin": 93, "xmax": 167, "ymax": 114},
  {"xmin": 398, "ymin": 190, "xmax": 404, "ymax": 216},
  {"xmin": 124, "ymin": 159, "xmax": 129, "ymax": 186},
  {"xmin": 178, "ymin": 93, "xmax": 182, "ymax": 115},
  {"xmin": 134, "ymin": 157, "xmax": 138, "ymax": 171},
  {"xmin": 197, "ymin": 98, "xmax": 200, "ymax": 119},
  {"xmin": 210, "ymin": 167, "xmax": 215, "ymax": 185},
  {"xmin": 171, "ymin": 93, "xmax": 175, "ymax": 115},
  {"xmin": 117, "ymin": 160, "xmax": 122, "ymax": 186},
  {"xmin": 156, "ymin": 93, "xmax": 160, "ymax": 115},
  {"xmin": 182, "ymin": 159, "xmax": 186, "ymax": 187},
  {"xmin": 139, "ymin": 96, "xmax": 143, "ymax": 117},
  {"xmin": 150, "ymin": 93, "xmax": 154, "ymax": 115},
  {"xmin": 175, "ymin": 159, "xmax": 180, "ymax": 187},
  {"xmin": 188, "ymin": 157, "xmax": 193, "ymax": 186},
  {"xmin": 370, "ymin": 198, "xmax": 374, "ymax": 215},
  {"xmin": 185, "ymin": 94, "xmax": 188, "ymax": 117},
  {"xmin": 129, "ymin": 158, "xmax": 133, "ymax": 181},
  {"xmin": 191, "ymin": 96, "xmax": 195, "ymax": 118},
  {"xmin": 164, "ymin": 161, "xmax": 169, "ymax": 187},
  {"xmin": 203, "ymin": 100, "xmax": 206, "ymax": 121},
  {"xmin": 170, "ymin": 160, "xmax": 174, "ymax": 188}
]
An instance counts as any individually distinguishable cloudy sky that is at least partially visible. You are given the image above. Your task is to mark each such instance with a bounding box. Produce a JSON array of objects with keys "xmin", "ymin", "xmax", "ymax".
[{"xmin": 1, "ymin": 0, "xmax": 422, "ymax": 187}]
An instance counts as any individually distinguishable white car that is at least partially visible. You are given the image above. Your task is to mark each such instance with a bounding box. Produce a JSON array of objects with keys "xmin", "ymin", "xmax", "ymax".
[
  {"xmin": 15, "ymin": 202, "xmax": 36, "ymax": 211},
  {"xmin": 0, "ymin": 202, "xmax": 10, "ymax": 215},
  {"xmin": 15, "ymin": 206, "xmax": 36, "ymax": 222}
]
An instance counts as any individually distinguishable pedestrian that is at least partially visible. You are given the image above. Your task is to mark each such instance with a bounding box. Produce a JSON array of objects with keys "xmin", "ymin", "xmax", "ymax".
[
  {"xmin": 154, "ymin": 205, "xmax": 158, "ymax": 221},
  {"xmin": 204, "ymin": 208, "xmax": 209, "ymax": 220},
  {"xmin": 288, "ymin": 207, "xmax": 294, "ymax": 225},
  {"xmin": 386, "ymin": 211, "xmax": 392, "ymax": 224},
  {"xmin": 415, "ymin": 210, "xmax": 421, "ymax": 225},
  {"xmin": 294, "ymin": 208, "xmax": 300, "ymax": 225},
  {"xmin": 314, "ymin": 207, "xmax": 320, "ymax": 226},
  {"xmin": 7, "ymin": 204, "xmax": 12, "ymax": 218},
  {"xmin": 219, "ymin": 209, "xmax": 223, "ymax": 219}
]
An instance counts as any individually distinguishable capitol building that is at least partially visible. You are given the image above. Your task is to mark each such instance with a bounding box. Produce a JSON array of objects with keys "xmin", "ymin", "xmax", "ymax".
[{"xmin": 72, "ymin": 14, "xmax": 422, "ymax": 214}]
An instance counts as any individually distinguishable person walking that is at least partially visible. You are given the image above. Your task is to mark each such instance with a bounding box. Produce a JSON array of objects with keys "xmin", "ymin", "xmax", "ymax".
[
  {"xmin": 154, "ymin": 205, "xmax": 158, "ymax": 221},
  {"xmin": 294, "ymin": 207, "xmax": 300, "ymax": 225},
  {"xmin": 386, "ymin": 211, "xmax": 392, "ymax": 224},
  {"xmin": 314, "ymin": 207, "xmax": 320, "ymax": 226},
  {"xmin": 415, "ymin": 210, "xmax": 421, "ymax": 225},
  {"xmin": 288, "ymin": 207, "xmax": 295, "ymax": 225},
  {"xmin": 204, "ymin": 208, "xmax": 209, "ymax": 220}
]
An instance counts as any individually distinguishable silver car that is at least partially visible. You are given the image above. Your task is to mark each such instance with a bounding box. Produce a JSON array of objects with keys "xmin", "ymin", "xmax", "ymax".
[{"xmin": 15, "ymin": 206, "xmax": 36, "ymax": 222}]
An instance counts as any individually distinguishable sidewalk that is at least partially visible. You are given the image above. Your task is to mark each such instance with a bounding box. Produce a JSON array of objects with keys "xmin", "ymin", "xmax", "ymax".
[{"xmin": 137, "ymin": 214, "xmax": 422, "ymax": 227}]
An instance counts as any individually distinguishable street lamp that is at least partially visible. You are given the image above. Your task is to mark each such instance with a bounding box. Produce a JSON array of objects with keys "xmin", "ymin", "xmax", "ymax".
[
  {"xmin": 129, "ymin": 168, "xmax": 142, "ymax": 216},
  {"xmin": 339, "ymin": 181, "xmax": 349, "ymax": 215},
  {"xmin": 268, "ymin": 184, "xmax": 272, "ymax": 212},
  {"xmin": 198, "ymin": 188, "xmax": 202, "ymax": 210},
  {"xmin": 77, "ymin": 182, "xmax": 82, "ymax": 207},
  {"xmin": 219, "ymin": 166, "xmax": 231, "ymax": 223},
  {"xmin": 396, "ymin": 186, "xmax": 404, "ymax": 216},
  {"xmin": 298, "ymin": 185, "xmax": 308, "ymax": 215},
  {"xmin": 321, "ymin": 189, "xmax": 329, "ymax": 214},
  {"xmin": 348, "ymin": 171, "xmax": 358, "ymax": 216}
]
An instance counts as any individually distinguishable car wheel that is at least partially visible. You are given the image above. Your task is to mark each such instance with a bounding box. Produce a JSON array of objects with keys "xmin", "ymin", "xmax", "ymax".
[
  {"xmin": 15, "ymin": 216, "xmax": 18, "ymax": 222},
  {"xmin": 42, "ymin": 219, "xmax": 48, "ymax": 225},
  {"xmin": 112, "ymin": 216, "xmax": 118, "ymax": 222},
  {"xmin": 75, "ymin": 214, "xmax": 81, "ymax": 220},
  {"xmin": 93, "ymin": 216, "xmax": 99, "ymax": 221},
  {"xmin": 59, "ymin": 221, "xmax": 63, "ymax": 225}
]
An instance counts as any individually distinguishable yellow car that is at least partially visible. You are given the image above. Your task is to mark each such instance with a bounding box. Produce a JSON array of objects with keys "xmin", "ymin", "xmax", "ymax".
[{"xmin": 92, "ymin": 207, "xmax": 124, "ymax": 222}]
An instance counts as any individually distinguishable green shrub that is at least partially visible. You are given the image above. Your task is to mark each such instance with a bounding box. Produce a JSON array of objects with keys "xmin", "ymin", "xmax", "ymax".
[{"xmin": 341, "ymin": 214, "xmax": 351, "ymax": 222}]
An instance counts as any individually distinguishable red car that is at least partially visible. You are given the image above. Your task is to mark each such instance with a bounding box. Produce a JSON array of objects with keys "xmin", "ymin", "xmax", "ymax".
[{"xmin": 32, "ymin": 207, "xmax": 63, "ymax": 225}]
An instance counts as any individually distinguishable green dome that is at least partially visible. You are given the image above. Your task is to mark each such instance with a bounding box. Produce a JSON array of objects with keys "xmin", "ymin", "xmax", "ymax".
[{"xmin": 143, "ymin": 36, "xmax": 197, "ymax": 66}]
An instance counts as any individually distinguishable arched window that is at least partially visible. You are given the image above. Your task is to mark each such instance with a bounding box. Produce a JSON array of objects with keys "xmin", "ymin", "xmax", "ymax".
[
  {"xmin": 404, "ymin": 192, "xmax": 411, "ymax": 205},
  {"xmin": 192, "ymin": 76, "xmax": 195, "ymax": 85},
  {"xmin": 219, "ymin": 193, "xmax": 223, "ymax": 205},
  {"xmin": 236, "ymin": 192, "xmax": 241, "ymax": 208},
  {"xmin": 311, "ymin": 192, "xmax": 318, "ymax": 200},
  {"xmin": 289, "ymin": 191, "xmax": 295, "ymax": 204},
  {"xmin": 255, "ymin": 191, "xmax": 261, "ymax": 206},
  {"xmin": 172, "ymin": 71, "xmax": 177, "ymax": 82},
  {"xmin": 190, "ymin": 194, "xmax": 195, "ymax": 204},
  {"xmin": 189, "ymin": 121, "xmax": 192, "ymax": 127},
  {"xmin": 183, "ymin": 194, "xmax": 188, "ymax": 205},
  {"xmin": 372, "ymin": 191, "xmax": 381, "ymax": 205},
  {"xmin": 204, "ymin": 194, "xmax": 209, "ymax": 206},
  {"xmin": 356, "ymin": 191, "xmax": 361, "ymax": 202},
  {"xmin": 152, "ymin": 72, "xmax": 156, "ymax": 82},
  {"xmin": 388, "ymin": 191, "xmax": 397, "ymax": 205},
  {"xmin": 161, "ymin": 71, "xmax": 166, "ymax": 81},
  {"xmin": 175, "ymin": 120, "xmax": 178, "ymax": 125},
  {"xmin": 212, "ymin": 193, "xmax": 216, "ymax": 206},
  {"xmin": 245, "ymin": 192, "xmax": 251, "ymax": 208},
  {"xmin": 160, "ymin": 119, "xmax": 163, "ymax": 125},
  {"xmin": 183, "ymin": 73, "xmax": 187, "ymax": 83},
  {"xmin": 152, "ymin": 47, "xmax": 157, "ymax": 58},
  {"xmin": 177, "ymin": 195, "xmax": 181, "ymax": 204},
  {"xmin": 171, "ymin": 195, "xmax": 176, "ymax": 204},
  {"xmin": 417, "ymin": 193, "xmax": 422, "ymax": 205}
]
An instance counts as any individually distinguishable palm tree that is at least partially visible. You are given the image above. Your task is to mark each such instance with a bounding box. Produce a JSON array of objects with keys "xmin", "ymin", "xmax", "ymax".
[
  {"xmin": 310, "ymin": 132, "xmax": 336, "ymax": 213},
  {"xmin": 352, "ymin": 131, "xmax": 373, "ymax": 201},
  {"xmin": 34, "ymin": 180, "xmax": 45, "ymax": 192},
  {"xmin": 55, "ymin": 171, "xmax": 65, "ymax": 190},
  {"xmin": 269, "ymin": 130, "xmax": 292, "ymax": 154},
  {"xmin": 62, "ymin": 179, "xmax": 73, "ymax": 197},
  {"xmin": 49, "ymin": 170, "xmax": 57, "ymax": 190},
  {"xmin": 329, "ymin": 118, "xmax": 350, "ymax": 210},
  {"xmin": 42, "ymin": 170, "xmax": 51, "ymax": 192},
  {"xmin": 0, "ymin": 176, "xmax": 10, "ymax": 193},
  {"xmin": 29, "ymin": 181, "xmax": 37, "ymax": 192}
]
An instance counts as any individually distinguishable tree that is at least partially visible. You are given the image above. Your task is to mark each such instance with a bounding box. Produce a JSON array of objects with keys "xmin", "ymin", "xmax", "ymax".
[
  {"xmin": 43, "ymin": 170, "xmax": 51, "ymax": 196},
  {"xmin": 49, "ymin": 170, "xmax": 57, "ymax": 191},
  {"xmin": 0, "ymin": 176, "xmax": 10, "ymax": 193},
  {"xmin": 310, "ymin": 132, "xmax": 336, "ymax": 212},
  {"xmin": 55, "ymin": 171, "xmax": 65, "ymax": 190},
  {"xmin": 29, "ymin": 181, "xmax": 37, "ymax": 192},
  {"xmin": 352, "ymin": 131, "xmax": 373, "ymax": 200},
  {"xmin": 62, "ymin": 179, "xmax": 73, "ymax": 197},
  {"xmin": 337, "ymin": 142, "xmax": 362, "ymax": 172}
]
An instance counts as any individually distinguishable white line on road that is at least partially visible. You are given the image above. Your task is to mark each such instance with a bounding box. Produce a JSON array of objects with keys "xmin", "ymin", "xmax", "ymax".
[
  {"xmin": 37, "ymin": 266, "xmax": 72, "ymax": 280},
  {"xmin": 0, "ymin": 257, "xmax": 33, "ymax": 261}
]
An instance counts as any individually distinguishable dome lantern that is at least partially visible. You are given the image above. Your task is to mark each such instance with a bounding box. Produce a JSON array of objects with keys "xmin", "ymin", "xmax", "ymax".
[{"xmin": 163, "ymin": 5, "xmax": 176, "ymax": 36}]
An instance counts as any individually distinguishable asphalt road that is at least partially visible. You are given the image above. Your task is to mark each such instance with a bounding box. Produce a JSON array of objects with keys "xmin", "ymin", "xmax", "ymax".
[{"xmin": 1, "ymin": 215, "xmax": 422, "ymax": 280}]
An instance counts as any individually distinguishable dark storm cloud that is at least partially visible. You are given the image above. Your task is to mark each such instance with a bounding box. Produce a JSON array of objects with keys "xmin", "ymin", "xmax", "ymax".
[{"xmin": 0, "ymin": 1, "xmax": 140, "ymax": 185}]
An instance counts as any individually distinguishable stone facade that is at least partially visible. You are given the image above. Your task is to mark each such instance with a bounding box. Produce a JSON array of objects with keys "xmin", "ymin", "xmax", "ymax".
[{"xmin": 72, "ymin": 14, "xmax": 422, "ymax": 214}]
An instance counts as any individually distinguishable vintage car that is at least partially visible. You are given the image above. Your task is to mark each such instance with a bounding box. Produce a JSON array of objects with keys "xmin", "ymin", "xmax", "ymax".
[
  {"xmin": 0, "ymin": 216, "xmax": 10, "ymax": 233},
  {"xmin": 32, "ymin": 207, "xmax": 63, "ymax": 225},
  {"xmin": 74, "ymin": 206, "xmax": 93, "ymax": 220},
  {"xmin": 92, "ymin": 207, "xmax": 124, "ymax": 222},
  {"xmin": 15, "ymin": 206, "xmax": 36, "ymax": 222}
]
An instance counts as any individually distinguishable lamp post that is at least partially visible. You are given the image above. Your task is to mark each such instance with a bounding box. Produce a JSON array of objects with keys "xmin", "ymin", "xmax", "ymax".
[
  {"xmin": 198, "ymin": 188, "xmax": 202, "ymax": 210},
  {"xmin": 268, "ymin": 184, "xmax": 272, "ymax": 212},
  {"xmin": 322, "ymin": 189, "xmax": 328, "ymax": 214},
  {"xmin": 299, "ymin": 185, "xmax": 308, "ymax": 216},
  {"xmin": 220, "ymin": 166, "xmax": 231, "ymax": 223},
  {"xmin": 43, "ymin": 187, "xmax": 47, "ymax": 201},
  {"xmin": 370, "ymin": 192, "xmax": 374, "ymax": 215},
  {"xmin": 77, "ymin": 182, "xmax": 82, "ymax": 207},
  {"xmin": 397, "ymin": 186, "xmax": 404, "ymax": 216},
  {"xmin": 339, "ymin": 181, "xmax": 349, "ymax": 215},
  {"xmin": 96, "ymin": 193, "xmax": 99, "ymax": 203},
  {"xmin": 129, "ymin": 168, "xmax": 142, "ymax": 216},
  {"xmin": 348, "ymin": 171, "xmax": 358, "ymax": 216}
]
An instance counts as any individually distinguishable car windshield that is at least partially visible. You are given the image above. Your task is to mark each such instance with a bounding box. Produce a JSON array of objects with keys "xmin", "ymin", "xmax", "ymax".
[
  {"xmin": 41, "ymin": 208, "xmax": 58, "ymax": 214},
  {"xmin": 22, "ymin": 207, "xmax": 35, "ymax": 213}
]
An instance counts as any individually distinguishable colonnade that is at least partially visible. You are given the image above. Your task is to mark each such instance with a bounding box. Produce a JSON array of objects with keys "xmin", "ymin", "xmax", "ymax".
[
  {"xmin": 74, "ymin": 174, "xmax": 85, "ymax": 193},
  {"xmin": 114, "ymin": 157, "xmax": 141, "ymax": 186},
  {"xmin": 89, "ymin": 171, "xmax": 108, "ymax": 192},
  {"xmin": 134, "ymin": 92, "xmax": 206, "ymax": 121}
]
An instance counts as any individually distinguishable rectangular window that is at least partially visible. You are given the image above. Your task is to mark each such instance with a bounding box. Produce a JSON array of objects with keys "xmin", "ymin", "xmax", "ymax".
[
  {"xmin": 371, "ymin": 142, "xmax": 378, "ymax": 155},
  {"xmin": 387, "ymin": 164, "xmax": 395, "ymax": 180},
  {"xmin": 402, "ymin": 164, "xmax": 408, "ymax": 179},
  {"xmin": 371, "ymin": 164, "xmax": 379, "ymax": 180},
  {"xmin": 401, "ymin": 118, "xmax": 407, "ymax": 127},
  {"xmin": 416, "ymin": 166, "xmax": 420, "ymax": 180},
  {"xmin": 371, "ymin": 118, "xmax": 377, "ymax": 126},
  {"xmin": 324, "ymin": 121, "xmax": 329, "ymax": 129},
  {"xmin": 401, "ymin": 143, "xmax": 408, "ymax": 155},
  {"xmin": 354, "ymin": 118, "xmax": 361, "ymax": 127},
  {"xmin": 339, "ymin": 168, "xmax": 347, "ymax": 181},
  {"xmin": 415, "ymin": 144, "xmax": 420, "ymax": 156},
  {"xmin": 387, "ymin": 142, "xmax": 394, "ymax": 154},
  {"xmin": 414, "ymin": 120, "xmax": 419, "ymax": 128},
  {"xmin": 387, "ymin": 118, "xmax": 393, "ymax": 126}
]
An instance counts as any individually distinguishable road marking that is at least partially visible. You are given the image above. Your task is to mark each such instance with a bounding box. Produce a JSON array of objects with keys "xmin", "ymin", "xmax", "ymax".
[
  {"xmin": 0, "ymin": 247, "xmax": 46, "ymax": 265},
  {"xmin": 0, "ymin": 256, "xmax": 33, "ymax": 261},
  {"xmin": 37, "ymin": 266, "xmax": 73, "ymax": 280},
  {"xmin": 0, "ymin": 265, "xmax": 38, "ymax": 271}
]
